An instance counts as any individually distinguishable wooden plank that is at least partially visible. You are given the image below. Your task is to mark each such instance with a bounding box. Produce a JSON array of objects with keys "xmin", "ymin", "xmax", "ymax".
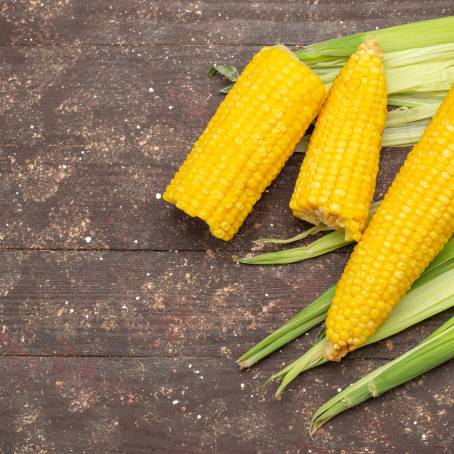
[
  {"xmin": 0, "ymin": 143, "xmax": 408, "ymax": 250},
  {"xmin": 1, "ymin": 1, "xmax": 453, "ymax": 46},
  {"xmin": 0, "ymin": 40, "xmax": 410, "ymax": 250},
  {"xmin": 2, "ymin": 2, "xmax": 453, "ymax": 452},
  {"xmin": 0, "ymin": 249, "xmax": 450, "ymax": 358},
  {"xmin": 0, "ymin": 44, "xmax": 241, "ymax": 148},
  {"xmin": 0, "ymin": 39, "xmax": 432, "ymax": 251},
  {"xmin": 0, "ymin": 356, "xmax": 452, "ymax": 453}
]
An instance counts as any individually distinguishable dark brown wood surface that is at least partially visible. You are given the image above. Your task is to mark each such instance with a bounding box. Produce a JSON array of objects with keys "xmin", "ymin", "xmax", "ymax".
[{"xmin": 1, "ymin": 1, "xmax": 453, "ymax": 453}]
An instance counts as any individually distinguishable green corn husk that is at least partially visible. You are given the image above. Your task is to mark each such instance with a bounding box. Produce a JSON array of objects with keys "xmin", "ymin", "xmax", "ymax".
[
  {"xmin": 388, "ymin": 91, "xmax": 447, "ymax": 107},
  {"xmin": 238, "ymin": 237, "xmax": 454, "ymax": 368},
  {"xmin": 296, "ymin": 16, "xmax": 454, "ymax": 62},
  {"xmin": 238, "ymin": 230, "xmax": 351, "ymax": 265},
  {"xmin": 238, "ymin": 287, "xmax": 334, "ymax": 369},
  {"xmin": 208, "ymin": 65, "xmax": 238, "ymax": 93},
  {"xmin": 384, "ymin": 42, "xmax": 454, "ymax": 67},
  {"xmin": 381, "ymin": 120, "xmax": 429, "ymax": 147},
  {"xmin": 208, "ymin": 64, "xmax": 239, "ymax": 82},
  {"xmin": 386, "ymin": 104, "xmax": 438, "ymax": 127},
  {"xmin": 271, "ymin": 266, "xmax": 454, "ymax": 397},
  {"xmin": 238, "ymin": 203, "xmax": 380, "ymax": 265},
  {"xmin": 310, "ymin": 316, "xmax": 454, "ymax": 435},
  {"xmin": 256, "ymin": 224, "xmax": 331, "ymax": 245},
  {"xmin": 386, "ymin": 61, "xmax": 454, "ymax": 94}
]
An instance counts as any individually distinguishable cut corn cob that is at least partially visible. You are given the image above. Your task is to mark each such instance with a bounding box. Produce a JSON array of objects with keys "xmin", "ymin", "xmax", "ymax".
[
  {"xmin": 325, "ymin": 84, "xmax": 454, "ymax": 361},
  {"xmin": 164, "ymin": 46, "xmax": 327, "ymax": 241},
  {"xmin": 290, "ymin": 39, "xmax": 387, "ymax": 241}
]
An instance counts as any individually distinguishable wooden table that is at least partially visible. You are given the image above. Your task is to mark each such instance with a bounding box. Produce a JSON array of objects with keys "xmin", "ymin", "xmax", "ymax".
[{"xmin": 1, "ymin": 1, "xmax": 453, "ymax": 452}]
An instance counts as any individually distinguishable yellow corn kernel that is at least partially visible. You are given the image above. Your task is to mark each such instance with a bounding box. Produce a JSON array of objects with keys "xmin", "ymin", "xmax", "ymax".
[
  {"xmin": 163, "ymin": 46, "xmax": 327, "ymax": 240},
  {"xmin": 290, "ymin": 39, "xmax": 387, "ymax": 241},
  {"xmin": 325, "ymin": 83, "xmax": 454, "ymax": 361}
]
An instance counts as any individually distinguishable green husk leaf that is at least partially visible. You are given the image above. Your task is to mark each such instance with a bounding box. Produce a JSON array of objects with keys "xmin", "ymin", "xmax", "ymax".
[
  {"xmin": 386, "ymin": 60, "xmax": 454, "ymax": 94},
  {"xmin": 313, "ymin": 323, "xmax": 327, "ymax": 344},
  {"xmin": 386, "ymin": 104, "xmax": 439, "ymax": 127},
  {"xmin": 219, "ymin": 83, "xmax": 233, "ymax": 94},
  {"xmin": 239, "ymin": 237, "xmax": 454, "ymax": 368},
  {"xmin": 310, "ymin": 316, "xmax": 454, "ymax": 434},
  {"xmin": 384, "ymin": 42, "xmax": 454, "ymax": 67},
  {"xmin": 255, "ymin": 224, "xmax": 331, "ymax": 245},
  {"xmin": 240, "ymin": 202, "xmax": 379, "ymax": 266},
  {"xmin": 238, "ymin": 230, "xmax": 352, "ymax": 265},
  {"xmin": 296, "ymin": 16, "xmax": 454, "ymax": 60},
  {"xmin": 238, "ymin": 286, "xmax": 335, "ymax": 368},
  {"xmin": 388, "ymin": 91, "xmax": 447, "ymax": 107},
  {"xmin": 381, "ymin": 120, "xmax": 429, "ymax": 147},
  {"xmin": 239, "ymin": 314, "xmax": 326, "ymax": 369},
  {"xmin": 208, "ymin": 64, "xmax": 239, "ymax": 82},
  {"xmin": 273, "ymin": 266, "xmax": 454, "ymax": 397}
]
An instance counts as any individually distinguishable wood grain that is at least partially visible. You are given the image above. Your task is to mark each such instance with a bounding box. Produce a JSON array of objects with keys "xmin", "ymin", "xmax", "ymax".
[
  {"xmin": 1, "ymin": 356, "xmax": 453, "ymax": 453},
  {"xmin": 0, "ymin": 143, "xmax": 409, "ymax": 250},
  {"xmin": 1, "ymin": 249, "xmax": 450, "ymax": 358},
  {"xmin": 1, "ymin": 0, "xmax": 453, "ymax": 452},
  {"xmin": 1, "ymin": 1, "xmax": 453, "ymax": 46}
]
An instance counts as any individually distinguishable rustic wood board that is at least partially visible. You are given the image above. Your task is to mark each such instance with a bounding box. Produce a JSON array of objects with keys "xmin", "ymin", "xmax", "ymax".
[{"xmin": 1, "ymin": 1, "xmax": 453, "ymax": 452}]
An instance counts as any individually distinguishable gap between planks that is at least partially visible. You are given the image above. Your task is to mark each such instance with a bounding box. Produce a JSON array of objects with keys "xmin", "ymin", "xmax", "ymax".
[
  {"xmin": 0, "ymin": 247, "xmax": 251, "ymax": 253},
  {"xmin": 0, "ymin": 42, "xmax": 289, "ymax": 48},
  {"xmin": 0, "ymin": 352, "xmax": 395, "ymax": 361}
]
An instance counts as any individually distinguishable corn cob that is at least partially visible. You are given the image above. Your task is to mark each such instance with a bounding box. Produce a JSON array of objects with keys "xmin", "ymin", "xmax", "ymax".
[
  {"xmin": 164, "ymin": 46, "xmax": 327, "ymax": 241},
  {"xmin": 290, "ymin": 39, "xmax": 387, "ymax": 241},
  {"xmin": 325, "ymin": 84, "xmax": 454, "ymax": 361}
]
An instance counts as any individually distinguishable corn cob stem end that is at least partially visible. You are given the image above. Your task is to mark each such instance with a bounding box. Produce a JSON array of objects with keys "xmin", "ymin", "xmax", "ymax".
[
  {"xmin": 292, "ymin": 208, "xmax": 362, "ymax": 242},
  {"xmin": 323, "ymin": 339, "xmax": 349, "ymax": 362}
]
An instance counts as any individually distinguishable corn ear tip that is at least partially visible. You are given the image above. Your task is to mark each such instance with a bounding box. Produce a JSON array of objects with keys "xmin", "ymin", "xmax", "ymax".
[{"xmin": 361, "ymin": 37, "xmax": 383, "ymax": 59}]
